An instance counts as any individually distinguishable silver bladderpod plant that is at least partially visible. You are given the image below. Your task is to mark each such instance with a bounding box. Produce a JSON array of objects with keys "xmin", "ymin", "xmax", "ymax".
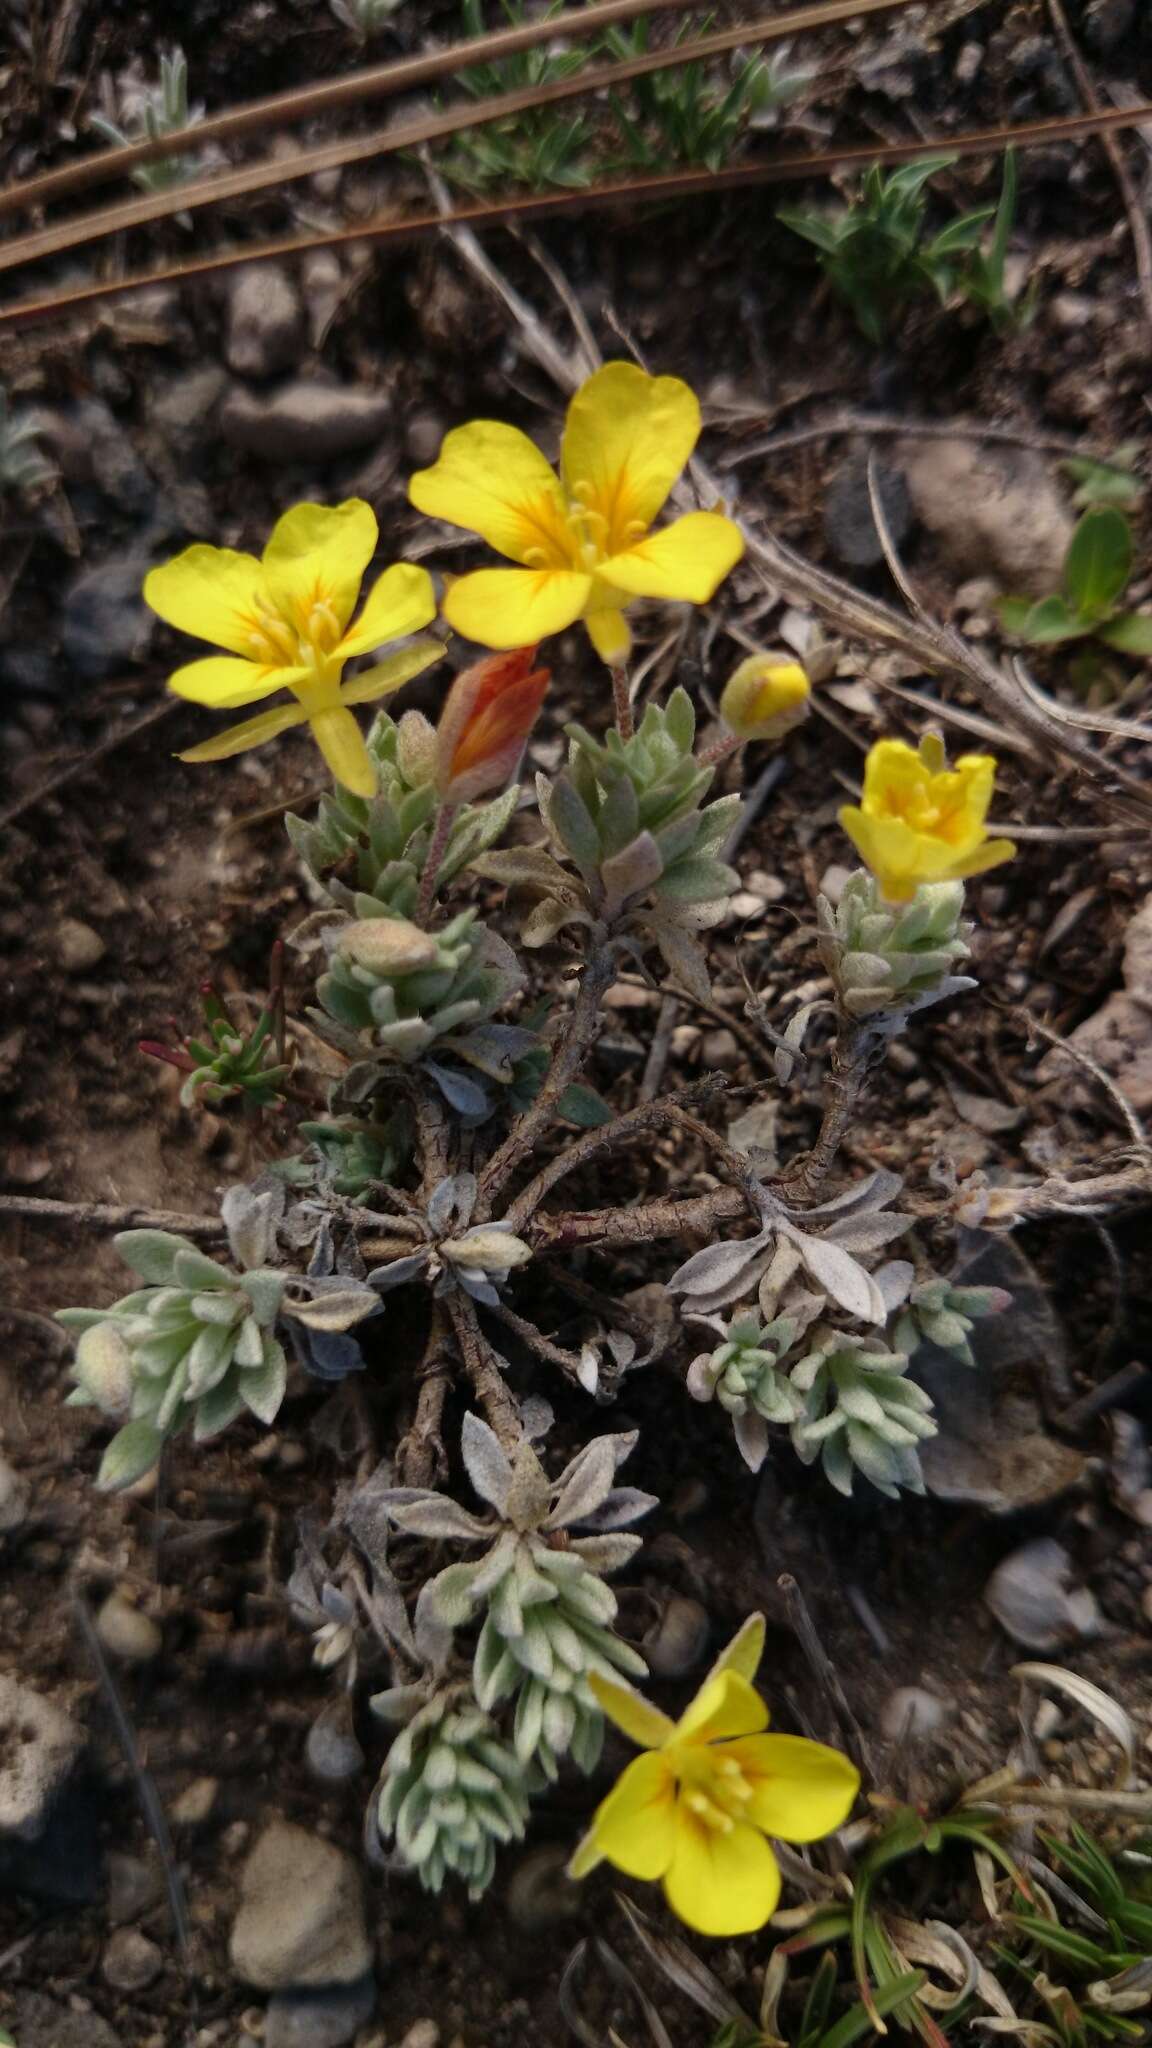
[
  {"xmin": 669, "ymin": 1169, "xmax": 916, "ymax": 1325},
  {"xmin": 379, "ymin": 1415, "xmax": 653, "ymax": 1778},
  {"xmin": 473, "ymin": 690, "xmax": 742, "ymax": 1004},
  {"xmin": 366, "ymin": 1172, "xmax": 533, "ymax": 1310},
  {"xmin": 789, "ymin": 1327, "xmax": 938, "ymax": 1497},
  {"xmin": 891, "ymin": 1275, "xmax": 1013, "ymax": 1366},
  {"xmin": 57, "ymin": 1182, "xmax": 379, "ymax": 1489},
  {"xmin": 287, "ymin": 707, "xmax": 519, "ymax": 923},
  {"xmin": 817, "ymin": 874, "xmax": 976, "ymax": 1021},
  {"xmin": 686, "ymin": 1311, "xmax": 803, "ymax": 1471}
]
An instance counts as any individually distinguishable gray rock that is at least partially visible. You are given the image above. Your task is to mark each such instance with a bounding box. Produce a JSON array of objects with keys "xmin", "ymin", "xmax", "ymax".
[
  {"xmin": 36, "ymin": 397, "xmax": 154, "ymax": 515},
  {"xmin": 226, "ymin": 264, "xmax": 306, "ymax": 380},
  {"xmin": 220, "ymin": 380, "xmax": 391, "ymax": 463},
  {"xmin": 897, "ymin": 436, "xmax": 1074, "ymax": 596},
  {"xmin": 404, "ymin": 409, "xmax": 447, "ymax": 468},
  {"xmin": 55, "ymin": 918, "xmax": 106, "ymax": 973},
  {"xmin": 823, "ymin": 456, "xmax": 912, "ymax": 569},
  {"xmin": 301, "ymin": 251, "xmax": 346, "ymax": 349},
  {"xmin": 0, "ymin": 1455, "xmax": 29, "ymax": 1533},
  {"xmin": 231, "ymin": 1820, "xmax": 372, "ymax": 1990},
  {"xmin": 985, "ymin": 1538, "xmax": 1102, "ymax": 1651},
  {"xmin": 101, "ymin": 1926, "xmax": 163, "ymax": 1991},
  {"xmin": 265, "ymin": 1972, "xmax": 376, "ymax": 2048},
  {"xmin": 61, "ymin": 552, "xmax": 154, "ymax": 680},
  {"xmin": 95, "ymin": 1592, "xmax": 162, "ymax": 1663},
  {"xmin": 642, "ymin": 1594, "xmax": 711, "ymax": 1678},
  {"xmin": 305, "ymin": 1699, "xmax": 364, "ymax": 1785},
  {"xmin": 400, "ymin": 2026, "xmax": 441, "ymax": 2048},
  {"xmin": 149, "ymin": 365, "xmax": 228, "ymax": 448},
  {"xmin": 106, "ymin": 1848, "xmax": 167, "ymax": 1925},
  {"xmin": 879, "ymin": 1686, "xmax": 952, "ymax": 1742},
  {"xmin": 0, "ymin": 1675, "xmax": 84, "ymax": 1841},
  {"xmin": 2, "ymin": 1991, "xmax": 122, "ymax": 2048}
]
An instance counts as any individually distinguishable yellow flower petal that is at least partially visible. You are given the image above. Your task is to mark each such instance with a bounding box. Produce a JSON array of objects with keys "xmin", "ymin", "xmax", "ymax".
[
  {"xmin": 597, "ymin": 511, "xmax": 744, "ymax": 604},
  {"xmin": 307, "ymin": 705, "xmax": 378, "ymax": 797},
  {"xmin": 442, "ymin": 567, "xmax": 592, "ymax": 649},
  {"xmin": 338, "ymin": 640, "xmax": 445, "ymax": 707},
  {"xmin": 706, "ymin": 1614, "xmax": 766, "ymax": 1690},
  {"xmin": 583, "ymin": 607, "xmax": 632, "ymax": 664},
  {"xmin": 167, "ymin": 654, "xmax": 296, "ymax": 709},
  {"xmin": 178, "ymin": 701, "xmax": 308, "ymax": 762},
  {"xmin": 144, "ymin": 545, "xmax": 268, "ymax": 656},
  {"xmin": 568, "ymin": 1826, "xmax": 606, "ymax": 1881},
  {"xmin": 663, "ymin": 1814, "xmax": 781, "ymax": 1936},
  {"xmin": 950, "ymin": 837, "xmax": 1017, "ymax": 882},
  {"xmin": 587, "ymin": 1752, "xmax": 678, "ymax": 1880},
  {"xmin": 409, "ymin": 422, "xmax": 572, "ymax": 566},
  {"xmin": 725, "ymin": 1735, "xmax": 860, "ymax": 1842},
  {"xmin": 339, "ymin": 562, "xmax": 438, "ymax": 658},
  {"xmin": 952, "ymin": 753, "xmax": 997, "ymax": 830},
  {"xmin": 675, "ymin": 1670, "xmax": 768, "ymax": 1747},
  {"xmin": 261, "ymin": 500, "xmax": 378, "ymax": 637},
  {"xmin": 560, "ymin": 362, "xmax": 701, "ymax": 550},
  {"xmin": 588, "ymin": 1672, "xmax": 676, "ymax": 1750}
]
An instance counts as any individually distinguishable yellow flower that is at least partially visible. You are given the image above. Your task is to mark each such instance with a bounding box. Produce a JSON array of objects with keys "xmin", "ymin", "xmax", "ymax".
[
  {"xmin": 569, "ymin": 1615, "xmax": 859, "ymax": 1937},
  {"xmin": 721, "ymin": 652, "xmax": 811, "ymax": 740},
  {"xmin": 144, "ymin": 500, "xmax": 441, "ymax": 798},
  {"xmin": 408, "ymin": 361, "xmax": 744, "ymax": 665},
  {"xmin": 839, "ymin": 733, "xmax": 1016, "ymax": 904}
]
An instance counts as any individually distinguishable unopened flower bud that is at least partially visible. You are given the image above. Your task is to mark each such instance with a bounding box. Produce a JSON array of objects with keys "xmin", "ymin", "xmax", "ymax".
[
  {"xmin": 340, "ymin": 917, "xmax": 441, "ymax": 978},
  {"xmin": 442, "ymin": 1226, "xmax": 533, "ymax": 1273},
  {"xmin": 397, "ymin": 710, "xmax": 438, "ymax": 787},
  {"xmin": 720, "ymin": 653, "xmax": 810, "ymax": 741},
  {"xmin": 75, "ymin": 1322, "xmax": 134, "ymax": 1414}
]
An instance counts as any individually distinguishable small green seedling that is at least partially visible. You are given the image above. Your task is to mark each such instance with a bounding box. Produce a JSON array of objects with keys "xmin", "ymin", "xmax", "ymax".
[
  {"xmin": 90, "ymin": 49, "xmax": 202, "ymax": 194},
  {"xmin": 140, "ymin": 942, "xmax": 293, "ymax": 1109},
  {"xmin": 603, "ymin": 20, "xmax": 810, "ymax": 174},
  {"xmin": 999, "ymin": 509, "xmax": 1152, "ymax": 657},
  {"xmin": 779, "ymin": 150, "xmax": 1028, "ymax": 342},
  {"xmin": 1061, "ymin": 444, "xmax": 1144, "ymax": 511},
  {"xmin": 439, "ymin": 0, "xmax": 595, "ymax": 192}
]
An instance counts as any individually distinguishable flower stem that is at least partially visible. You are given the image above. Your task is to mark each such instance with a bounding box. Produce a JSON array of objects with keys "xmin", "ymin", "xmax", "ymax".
[
  {"xmin": 610, "ymin": 664, "xmax": 634, "ymax": 742},
  {"xmin": 698, "ymin": 733, "xmax": 743, "ymax": 768},
  {"xmin": 414, "ymin": 801, "xmax": 458, "ymax": 927}
]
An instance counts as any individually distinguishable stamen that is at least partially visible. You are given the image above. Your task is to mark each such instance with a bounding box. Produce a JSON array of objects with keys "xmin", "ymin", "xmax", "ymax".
[
  {"xmin": 522, "ymin": 547, "xmax": 548, "ymax": 568},
  {"xmin": 622, "ymin": 518, "xmax": 647, "ymax": 544},
  {"xmin": 307, "ymin": 600, "xmax": 342, "ymax": 652},
  {"xmin": 569, "ymin": 478, "xmax": 596, "ymax": 506}
]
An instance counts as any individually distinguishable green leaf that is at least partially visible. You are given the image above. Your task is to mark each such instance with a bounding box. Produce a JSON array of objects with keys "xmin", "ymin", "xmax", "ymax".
[
  {"xmin": 114, "ymin": 1229, "xmax": 196, "ymax": 1284},
  {"xmin": 997, "ymin": 596, "xmax": 1038, "ymax": 636},
  {"xmin": 97, "ymin": 1420, "xmax": 166, "ymax": 1492},
  {"xmin": 820, "ymin": 1973, "xmax": 928, "ymax": 2048},
  {"xmin": 556, "ymin": 1082, "xmax": 614, "ymax": 1128},
  {"xmin": 1017, "ymin": 594, "xmax": 1088, "ymax": 645},
  {"xmin": 927, "ymin": 206, "xmax": 996, "ymax": 256},
  {"xmin": 1096, "ymin": 611, "xmax": 1152, "ymax": 656},
  {"xmin": 1062, "ymin": 508, "xmax": 1133, "ymax": 619}
]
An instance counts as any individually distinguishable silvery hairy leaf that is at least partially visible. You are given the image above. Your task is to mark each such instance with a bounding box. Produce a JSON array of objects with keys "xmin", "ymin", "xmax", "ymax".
[
  {"xmin": 221, "ymin": 1178, "xmax": 284, "ymax": 1270},
  {"xmin": 824, "ymin": 1211, "xmax": 915, "ymax": 1254},
  {"xmin": 543, "ymin": 1435, "xmax": 620, "ymax": 1529},
  {"xmin": 427, "ymin": 1172, "xmax": 477, "ymax": 1236},
  {"xmin": 113, "ymin": 1229, "xmax": 194, "ymax": 1285},
  {"xmin": 548, "ymin": 775, "xmax": 602, "ymax": 880},
  {"xmin": 425, "ymin": 1061, "xmax": 492, "ymax": 1122},
  {"xmin": 427, "ymin": 1559, "xmax": 484, "ymax": 1626},
  {"xmin": 600, "ymin": 830, "xmax": 665, "ymax": 920},
  {"xmin": 470, "ymin": 845, "xmax": 577, "ymax": 896},
  {"xmin": 575, "ymin": 1486, "xmax": 659, "ymax": 1530},
  {"xmin": 520, "ymin": 896, "xmax": 593, "ymax": 948},
  {"xmin": 668, "ymin": 1228, "xmax": 774, "ymax": 1302},
  {"xmin": 874, "ymin": 1259, "xmax": 915, "ymax": 1313},
  {"xmin": 518, "ymin": 1395, "xmax": 554, "ymax": 1441},
  {"xmin": 358, "ymin": 1560, "xmax": 419, "ymax": 1662},
  {"xmin": 366, "ymin": 1251, "xmax": 430, "ymax": 1292},
  {"xmin": 791, "ymin": 1168, "xmax": 904, "ymax": 1222},
  {"xmin": 783, "ymin": 1226, "xmax": 886, "ymax": 1324},
  {"xmin": 774, "ymin": 1001, "xmax": 821, "ymax": 1087},
  {"xmin": 384, "ymin": 1495, "xmax": 492, "ymax": 1541},
  {"xmin": 577, "ymin": 1346, "xmax": 600, "ymax": 1395},
  {"xmin": 646, "ymin": 915, "xmax": 714, "ymax": 1005},
  {"xmin": 452, "ymin": 1268, "xmax": 501, "ymax": 1306},
  {"xmin": 285, "ymin": 1283, "xmax": 382, "ymax": 1333},
  {"xmin": 734, "ymin": 1409, "xmax": 770, "ymax": 1473},
  {"xmin": 461, "ymin": 1410, "xmax": 513, "ymax": 1515},
  {"xmin": 412, "ymin": 1579, "xmax": 454, "ymax": 1674},
  {"xmin": 568, "ymin": 1532, "xmax": 643, "ymax": 1572}
]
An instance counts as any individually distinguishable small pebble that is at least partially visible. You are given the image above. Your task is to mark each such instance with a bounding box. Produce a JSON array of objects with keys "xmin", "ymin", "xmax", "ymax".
[
  {"xmin": 95, "ymin": 1592, "xmax": 162, "ymax": 1664},
  {"xmin": 102, "ymin": 1926, "xmax": 163, "ymax": 1991},
  {"xmin": 55, "ymin": 918, "xmax": 106, "ymax": 973},
  {"xmin": 171, "ymin": 1777, "xmax": 219, "ymax": 1827},
  {"xmin": 106, "ymin": 1849, "xmax": 166, "ymax": 1926},
  {"xmin": 879, "ymin": 1686, "xmax": 951, "ymax": 1742},
  {"xmin": 643, "ymin": 1595, "xmax": 711, "ymax": 1678},
  {"xmin": 400, "ymin": 2024, "xmax": 441, "ymax": 2048}
]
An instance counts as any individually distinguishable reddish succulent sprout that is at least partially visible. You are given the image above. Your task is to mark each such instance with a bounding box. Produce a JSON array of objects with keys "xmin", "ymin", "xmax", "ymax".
[
  {"xmin": 138, "ymin": 1039, "xmax": 197, "ymax": 1073},
  {"xmin": 434, "ymin": 645, "xmax": 551, "ymax": 805}
]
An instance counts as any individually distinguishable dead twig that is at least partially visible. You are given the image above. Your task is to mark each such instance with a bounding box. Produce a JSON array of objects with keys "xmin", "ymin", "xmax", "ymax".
[
  {"xmin": 721, "ymin": 410, "xmax": 1130, "ymax": 474},
  {"xmin": 0, "ymin": 1193, "xmax": 225, "ymax": 1236},
  {"xmin": 504, "ymin": 1072, "xmax": 727, "ymax": 1232},
  {"xmin": 777, "ymin": 1573, "xmax": 874, "ymax": 1777},
  {"xmin": 483, "ymin": 1299, "xmax": 588, "ymax": 1390},
  {"xmin": 447, "ymin": 1294, "xmax": 522, "ymax": 1450},
  {"xmin": 478, "ymin": 944, "xmax": 617, "ymax": 1214},
  {"xmin": 395, "ymin": 1306, "xmax": 453, "ymax": 1489}
]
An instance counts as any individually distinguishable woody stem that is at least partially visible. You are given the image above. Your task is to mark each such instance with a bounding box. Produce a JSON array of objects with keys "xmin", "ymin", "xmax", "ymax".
[
  {"xmin": 414, "ymin": 801, "xmax": 458, "ymax": 927},
  {"xmin": 610, "ymin": 664, "xmax": 633, "ymax": 742}
]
